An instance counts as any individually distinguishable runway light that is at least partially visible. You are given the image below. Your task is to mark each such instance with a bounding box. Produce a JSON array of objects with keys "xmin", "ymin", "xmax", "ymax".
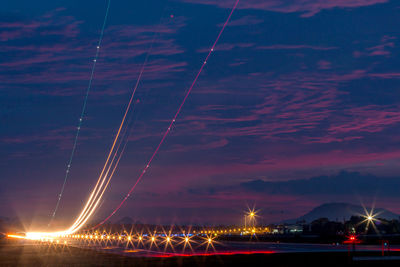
[
  {"xmin": 208, "ymin": 238, "xmax": 212, "ymax": 243},
  {"xmin": 151, "ymin": 237, "xmax": 155, "ymax": 242},
  {"xmin": 185, "ymin": 237, "xmax": 189, "ymax": 243},
  {"xmin": 361, "ymin": 207, "xmax": 380, "ymax": 233}
]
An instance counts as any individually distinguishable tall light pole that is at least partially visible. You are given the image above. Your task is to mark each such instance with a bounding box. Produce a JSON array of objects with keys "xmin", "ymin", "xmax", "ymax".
[{"xmin": 244, "ymin": 208, "xmax": 257, "ymax": 232}]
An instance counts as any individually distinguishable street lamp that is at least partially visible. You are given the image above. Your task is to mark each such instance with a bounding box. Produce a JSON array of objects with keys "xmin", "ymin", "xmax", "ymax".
[{"xmin": 244, "ymin": 208, "xmax": 258, "ymax": 231}]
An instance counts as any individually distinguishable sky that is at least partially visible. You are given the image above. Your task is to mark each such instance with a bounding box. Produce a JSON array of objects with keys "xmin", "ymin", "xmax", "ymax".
[{"xmin": 1, "ymin": 0, "xmax": 400, "ymax": 228}]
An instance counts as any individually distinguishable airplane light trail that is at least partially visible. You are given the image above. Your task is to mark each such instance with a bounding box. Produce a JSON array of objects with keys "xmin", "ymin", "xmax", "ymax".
[
  {"xmin": 65, "ymin": 9, "xmax": 165, "ymax": 233},
  {"xmin": 95, "ymin": 0, "xmax": 240, "ymax": 228},
  {"xmin": 25, "ymin": 0, "xmax": 239, "ymax": 240},
  {"xmin": 49, "ymin": 0, "xmax": 112, "ymax": 226}
]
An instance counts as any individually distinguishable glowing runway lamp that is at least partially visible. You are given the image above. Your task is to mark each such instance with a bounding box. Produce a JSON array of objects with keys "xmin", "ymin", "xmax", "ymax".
[
  {"xmin": 344, "ymin": 234, "xmax": 361, "ymax": 253},
  {"xmin": 343, "ymin": 235, "xmax": 361, "ymax": 244},
  {"xmin": 361, "ymin": 209, "xmax": 379, "ymax": 234},
  {"xmin": 244, "ymin": 208, "xmax": 258, "ymax": 229}
]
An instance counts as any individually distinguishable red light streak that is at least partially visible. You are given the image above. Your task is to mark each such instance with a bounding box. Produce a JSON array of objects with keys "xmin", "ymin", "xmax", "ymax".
[{"xmin": 153, "ymin": 250, "xmax": 276, "ymax": 258}]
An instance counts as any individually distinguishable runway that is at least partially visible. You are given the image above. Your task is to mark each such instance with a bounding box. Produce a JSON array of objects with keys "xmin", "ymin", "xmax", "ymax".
[{"xmin": 71, "ymin": 240, "xmax": 398, "ymax": 258}]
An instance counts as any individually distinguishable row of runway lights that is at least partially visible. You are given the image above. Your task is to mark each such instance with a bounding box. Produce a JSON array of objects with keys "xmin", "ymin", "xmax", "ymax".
[
  {"xmin": 35, "ymin": 234, "xmax": 213, "ymax": 248},
  {"xmin": 36, "ymin": 227, "xmax": 268, "ymax": 245},
  {"xmin": 74, "ymin": 227, "xmax": 269, "ymax": 240},
  {"xmin": 67, "ymin": 234, "xmax": 205, "ymax": 243}
]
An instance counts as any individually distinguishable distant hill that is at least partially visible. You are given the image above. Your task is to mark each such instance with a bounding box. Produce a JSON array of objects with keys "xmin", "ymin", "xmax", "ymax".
[
  {"xmin": 283, "ymin": 202, "xmax": 400, "ymax": 224},
  {"xmin": 239, "ymin": 171, "xmax": 400, "ymax": 197}
]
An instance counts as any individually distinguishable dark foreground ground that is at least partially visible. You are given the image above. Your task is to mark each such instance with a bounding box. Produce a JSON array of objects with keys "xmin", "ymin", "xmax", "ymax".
[{"xmin": 2, "ymin": 239, "xmax": 400, "ymax": 266}]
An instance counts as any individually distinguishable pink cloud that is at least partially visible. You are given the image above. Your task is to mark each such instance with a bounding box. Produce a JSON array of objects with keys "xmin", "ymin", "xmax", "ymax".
[
  {"xmin": 167, "ymin": 137, "xmax": 228, "ymax": 153},
  {"xmin": 0, "ymin": 12, "xmax": 187, "ymax": 95},
  {"xmin": 181, "ymin": 0, "xmax": 388, "ymax": 17},
  {"xmin": 218, "ymin": 15, "xmax": 263, "ymax": 26},
  {"xmin": 197, "ymin": 42, "xmax": 254, "ymax": 53},
  {"xmin": 2, "ymin": 126, "xmax": 106, "ymax": 150},
  {"xmin": 369, "ymin": 72, "xmax": 400, "ymax": 79},
  {"xmin": 352, "ymin": 35, "xmax": 396, "ymax": 58},
  {"xmin": 367, "ymin": 35, "xmax": 395, "ymax": 56},
  {"xmin": 328, "ymin": 105, "xmax": 400, "ymax": 134},
  {"xmin": 0, "ymin": 13, "xmax": 81, "ymax": 41},
  {"xmin": 317, "ymin": 60, "xmax": 331, "ymax": 70},
  {"xmin": 257, "ymin": 44, "xmax": 338, "ymax": 50}
]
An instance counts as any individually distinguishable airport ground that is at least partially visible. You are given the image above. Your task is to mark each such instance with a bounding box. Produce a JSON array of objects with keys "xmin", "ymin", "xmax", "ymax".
[{"xmin": 2, "ymin": 238, "xmax": 400, "ymax": 266}]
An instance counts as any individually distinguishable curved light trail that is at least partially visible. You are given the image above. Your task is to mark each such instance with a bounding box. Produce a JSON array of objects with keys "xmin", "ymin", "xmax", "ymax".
[
  {"xmin": 26, "ymin": 0, "xmax": 239, "ymax": 240},
  {"xmin": 49, "ymin": 0, "xmax": 112, "ymax": 226},
  {"xmin": 95, "ymin": 0, "xmax": 240, "ymax": 228},
  {"xmin": 64, "ymin": 7, "xmax": 168, "ymax": 232}
]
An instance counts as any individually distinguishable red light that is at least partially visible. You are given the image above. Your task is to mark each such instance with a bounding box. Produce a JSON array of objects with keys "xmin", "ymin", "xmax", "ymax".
[{"xmin": 344, "ymin": 235, "xmax": 361, "ymax": 244}]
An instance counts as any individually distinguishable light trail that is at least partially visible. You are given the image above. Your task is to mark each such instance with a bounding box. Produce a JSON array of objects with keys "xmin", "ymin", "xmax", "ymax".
[
  {"xmin": 65, "ymin": 7, "xmax": 167, "ymax": 233},
  {"xmin": 26, "ymin": 2, "xmax": 164, "ymax": 239},
  {"xmin": 49, "ymin": 0, "xmax": 112, "ymax": 226},
  {"xmin": 95, "ymin": 0, "xmax": 240, "ymax": 228},
  {"xmin": 7, "ymin": 234, "xmax": 25, "ymax": 239},
  {"xmin": 66, "ymin": 63, "xmax": 142, "ymax": 233},
  {"xmin": 25, "ymin": 0, "xmax": 239, "ymax": 240},
  {"xmin": 67, "ymin": 15, "xmax": 166, "ymax": 231}
]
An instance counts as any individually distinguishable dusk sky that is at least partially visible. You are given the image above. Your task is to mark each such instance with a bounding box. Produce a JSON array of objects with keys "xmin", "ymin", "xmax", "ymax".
[{"xmin": 1, "ymin": 0, "xmax": 400, "ymax": 228}]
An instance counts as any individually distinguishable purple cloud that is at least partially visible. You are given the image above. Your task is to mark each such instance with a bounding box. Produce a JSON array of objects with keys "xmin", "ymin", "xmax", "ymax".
[
  {"xmin": 180, "ymin": 0, "xmax": 388, "ymax": 17},
  {"xmin": 257, "ymin": 44, "xmax": 338, "ymax": 50},
  {"xmin": 0, "ymin": 11, "xmax": 187, "ymax": 96},
  {"xmin": 218, "ymin": 15, "xmax": 263, "ymax": 27}
]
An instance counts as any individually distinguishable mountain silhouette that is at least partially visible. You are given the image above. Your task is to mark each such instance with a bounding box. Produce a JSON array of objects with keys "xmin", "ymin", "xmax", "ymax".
[{"xmin": 283, "ymin": 202, "xmax": 400, "ymax": 223}]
